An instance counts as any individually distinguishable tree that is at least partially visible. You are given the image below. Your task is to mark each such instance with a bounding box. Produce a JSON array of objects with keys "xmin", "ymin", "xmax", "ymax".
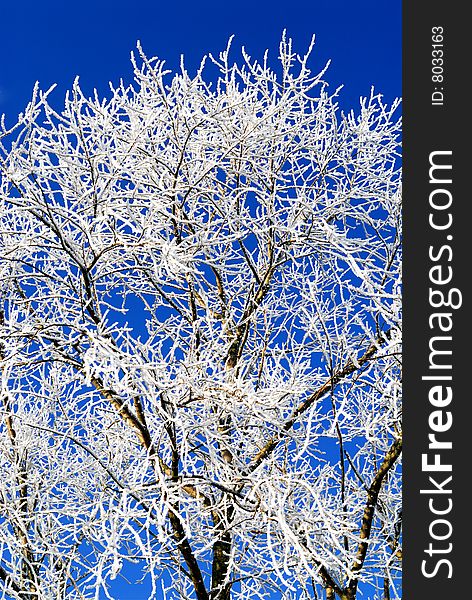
[{"xmin": 0, "ymin": 35, "xmax": 402, "ymax": 600}]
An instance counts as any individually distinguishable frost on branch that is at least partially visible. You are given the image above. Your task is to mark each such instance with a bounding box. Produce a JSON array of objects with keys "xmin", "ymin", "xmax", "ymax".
[{"xmin": 0, "ymin": 34, "xmax": 401, "ymax": 600}]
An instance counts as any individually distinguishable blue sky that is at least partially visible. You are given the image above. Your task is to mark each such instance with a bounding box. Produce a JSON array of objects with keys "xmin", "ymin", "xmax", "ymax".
[
  {"xmin": 0, "ymin": 1, "xmax": 401, "ymax": 598},
  {"xmin": 0, "ymin": 1, "xmax": 400, "ymax": 121}
]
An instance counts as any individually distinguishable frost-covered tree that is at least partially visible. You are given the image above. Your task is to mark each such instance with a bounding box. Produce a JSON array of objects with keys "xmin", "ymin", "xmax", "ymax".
[{"xmin": 0, "ymin": 35, "xmax": 401, "ymax": 600}]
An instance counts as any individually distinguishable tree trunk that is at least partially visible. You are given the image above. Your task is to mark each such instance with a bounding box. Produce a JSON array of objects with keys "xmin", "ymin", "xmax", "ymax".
[{"xmin": 210, "ymin": 504, "xmax": 234, "ymax": 600}]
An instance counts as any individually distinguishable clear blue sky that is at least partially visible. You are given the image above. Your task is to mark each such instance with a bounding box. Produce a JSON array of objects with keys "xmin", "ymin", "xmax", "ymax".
[
  {"xmin": 0, "ymin": 1, "xmax": 401, "ymax": 598},
  {"xmin": 0, "ymin": 1, "xmax": 400, "ymax": 120}
]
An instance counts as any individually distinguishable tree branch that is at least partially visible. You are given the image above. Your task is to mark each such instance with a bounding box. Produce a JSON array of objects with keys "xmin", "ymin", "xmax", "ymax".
[
  {"xmin": 247, "ymin": 330, "xmax": 393, "ymax": 473},
  {"xmin": 346, "ymin": 435, "xmax": 403, "ymax": 597}
]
